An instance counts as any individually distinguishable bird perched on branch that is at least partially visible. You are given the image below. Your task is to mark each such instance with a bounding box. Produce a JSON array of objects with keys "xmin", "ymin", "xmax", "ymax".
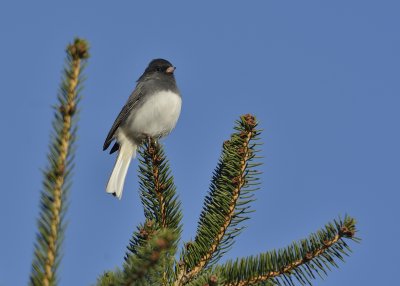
[{"xmin": 103, "ymin": 59, "xmax": 182, "ymax": 199}]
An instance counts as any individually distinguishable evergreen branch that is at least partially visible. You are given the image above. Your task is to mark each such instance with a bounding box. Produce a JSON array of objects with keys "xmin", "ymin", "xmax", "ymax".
[
  {"xmin": 121, "ymin": 228, "xmax": 177, "ymax": 286},
  {"xmin": 96, "ymin": 270, "xmax": 124, "ymax": 286},
  {"xmin": 29, "ymin": 38, "xmax": 89, "ymax": 286},
  {"xmin": 185, "ymin": 271, "xmax": 222, "ymax": 286},
  {"xmin": 126, "ymin": 219, "xmax": 158, "ymax": 259},
  {"xmin": 137, "ymin": 141, "xmax": 182, "ymax": 231},
  {"xmin": 93, "ymin": 113, "xmax": 359, "ymax": 285},
  {"xmin": 177, "ymin": 114, "xmax": 261, "ymax": 285},
  {"xmin": 219, "ymin": 216, "xmax": 359, "ymax": 286},
  {"xmin": 126, "ymin": 141, "xmax": 182, "ymax": 284},
  {"xmin": 97, "ymin": 220, "xmax": 158, "ymax": 286}
]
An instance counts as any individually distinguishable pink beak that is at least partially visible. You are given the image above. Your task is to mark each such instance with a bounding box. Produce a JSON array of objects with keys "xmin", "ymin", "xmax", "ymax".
[{"xmin": 166, "ymin": 66, "xmax": 176, "ymax": 74}]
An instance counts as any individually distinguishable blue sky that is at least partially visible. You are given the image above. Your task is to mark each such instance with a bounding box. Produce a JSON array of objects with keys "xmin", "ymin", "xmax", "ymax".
[{"xmin": 0, "ymin": 1, "xmax": 399, "ymax": 285}]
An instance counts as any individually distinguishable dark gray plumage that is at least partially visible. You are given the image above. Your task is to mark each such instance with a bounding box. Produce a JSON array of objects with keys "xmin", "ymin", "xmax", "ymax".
[{"xmin": 103, "ymin": 59, "xmax": 179, "ymax": 153}]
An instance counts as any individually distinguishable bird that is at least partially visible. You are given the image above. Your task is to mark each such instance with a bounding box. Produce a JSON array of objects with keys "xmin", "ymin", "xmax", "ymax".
[{"xmin": 103, "ymin": 58, "xmax": 182, "ymax": 199}]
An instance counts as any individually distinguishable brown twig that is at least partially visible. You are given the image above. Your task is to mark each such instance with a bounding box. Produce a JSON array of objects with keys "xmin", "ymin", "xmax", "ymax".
[
  {"xmin": 148, "ymin": 142, "xmax": 168, "ymax": 228},
  {"xmin": 188, "ymin": 131, "xmax": 252, "ymax": 279},
  {"xmin": 39, "ymin": 39, "xmax": 88, "ymax": 286},
  {"xmin": 225, "ymin": 233, "xmax": 346, "ymax": 286},
  {"xmin": 176, "ymin": 115, "xmax": 257, "ymax": 285}
]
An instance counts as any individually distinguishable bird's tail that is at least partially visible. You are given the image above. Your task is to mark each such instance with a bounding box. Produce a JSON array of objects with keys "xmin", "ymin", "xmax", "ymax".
[{"xmin": 106, "ymin": 136, "xmax": 137, "ymax": 199}]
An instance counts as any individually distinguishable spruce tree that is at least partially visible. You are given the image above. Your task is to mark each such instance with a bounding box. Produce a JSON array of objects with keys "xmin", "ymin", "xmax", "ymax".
[
  {"xmin": 96, "ymin": 114, "xmax": 359, "ymax": 286},
  {"xmin": 29, "ymin": 39, "xmax": 358, "ymax": 286}
]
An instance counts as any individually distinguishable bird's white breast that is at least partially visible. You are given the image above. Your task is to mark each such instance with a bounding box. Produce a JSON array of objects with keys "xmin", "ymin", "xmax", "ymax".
[{"xmin": 126, "ymin": 90, "xmax": 181, "ymax": 140}]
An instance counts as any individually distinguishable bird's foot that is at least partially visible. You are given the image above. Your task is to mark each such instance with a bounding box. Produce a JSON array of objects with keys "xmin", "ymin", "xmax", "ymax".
[{"xmin": 144, "ymin": 135, "xmax": 159, "ymax": 148}]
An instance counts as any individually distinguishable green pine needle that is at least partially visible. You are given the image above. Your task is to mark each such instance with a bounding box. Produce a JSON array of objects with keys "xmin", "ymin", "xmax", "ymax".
[
  {"xmin": 29, "ymin": 38, "xmax": 89, "ymax": 286},
  {"xmin": 129, "ymin": 141, "xmax": 183, "ymax": 283},
  {"xmin": 94, "ymin": 114, "xmax": 359, "ymax": 286},
  {"xmin": 218, "ymin": 215, "xmax": 358, "ymax": 286},
  {"xmin": 178, "ymin": 114, "xmax": 262, "ymax": 283},
  {"xmin": 121, "ymin": 228, "xmax": 177, "ymax": 286}
]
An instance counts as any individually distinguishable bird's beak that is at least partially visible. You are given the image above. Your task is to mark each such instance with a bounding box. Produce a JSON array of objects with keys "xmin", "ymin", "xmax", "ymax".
[{"xmin": 166, "ymin": 66, "xmax": 176, "ymax": 74}]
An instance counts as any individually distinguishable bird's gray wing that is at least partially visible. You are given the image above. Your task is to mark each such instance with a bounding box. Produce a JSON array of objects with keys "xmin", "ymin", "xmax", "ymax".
[{"xmin": 103, "ymin": 84, "xmax": 145, "ymax": 152}]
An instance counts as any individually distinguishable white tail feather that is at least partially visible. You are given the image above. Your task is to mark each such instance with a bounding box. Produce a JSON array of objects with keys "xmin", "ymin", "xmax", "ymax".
[{"xmin": 106, "ymin": 132, "xmax": 137, "ymax": 199}]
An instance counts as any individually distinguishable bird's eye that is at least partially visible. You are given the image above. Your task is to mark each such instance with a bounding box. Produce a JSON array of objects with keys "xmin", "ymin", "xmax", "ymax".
[{"xmin": 156, "ymin": 67, "xmax": 162, "ymax": 72}]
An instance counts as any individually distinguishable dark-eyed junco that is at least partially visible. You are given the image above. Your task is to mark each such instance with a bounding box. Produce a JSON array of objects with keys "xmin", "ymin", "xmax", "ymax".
[{"xmin": 103, "ymin": 59, "xmax": 182, "ymax": 199}]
